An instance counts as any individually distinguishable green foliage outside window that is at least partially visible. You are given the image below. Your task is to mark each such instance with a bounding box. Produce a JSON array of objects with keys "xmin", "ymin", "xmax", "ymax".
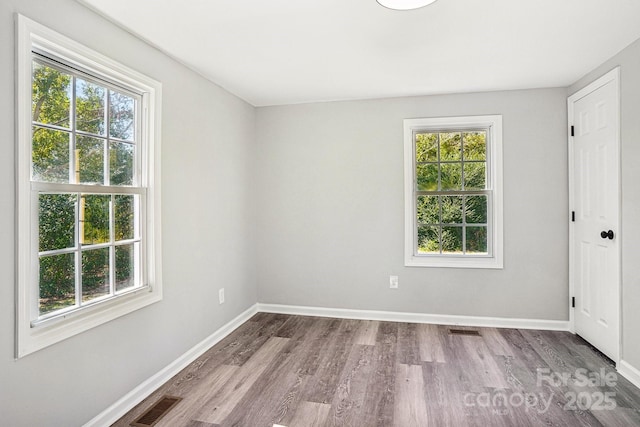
[{"xmin": 415, "ymin": 131, "xmax": 489, "ymax": 255}]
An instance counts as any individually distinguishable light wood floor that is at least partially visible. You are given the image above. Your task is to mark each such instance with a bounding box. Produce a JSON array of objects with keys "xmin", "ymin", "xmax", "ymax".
[{"xmin": 114, "ymin": 313, "xmax": 640, "ymax": 427}]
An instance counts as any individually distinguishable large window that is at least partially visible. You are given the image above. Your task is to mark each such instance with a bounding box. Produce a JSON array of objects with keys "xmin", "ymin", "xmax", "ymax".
[
  {"xmin": 404, "ymin": 115, "xmax": 503, "ymax": 269},
  {"xmin": 16, "ymin": 16, "xmax": 162, "ymax": 357}
]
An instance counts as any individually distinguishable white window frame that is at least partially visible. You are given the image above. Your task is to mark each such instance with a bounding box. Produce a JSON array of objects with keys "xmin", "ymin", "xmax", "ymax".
[
  {"xmin": 404, "ymin": 115, "xmax": 503, "ymax": 269},
  {"xmin": 15, "ymin": 15, "xmax": 163, "ymax": 358}
]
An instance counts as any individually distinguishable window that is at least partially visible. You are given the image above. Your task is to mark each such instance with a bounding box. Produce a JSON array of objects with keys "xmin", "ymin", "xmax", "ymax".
[
  {"xmin": 16, "ymin": 15, "xmax": 162, "ymax": 357},
  {"xmin": 404, "ymin": 115, "xmax": 503, "ymax": 268}
]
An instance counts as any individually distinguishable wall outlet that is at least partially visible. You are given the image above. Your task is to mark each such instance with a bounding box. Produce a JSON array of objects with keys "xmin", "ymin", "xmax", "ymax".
[
  {"xmin": 389, "ymin": 275, "xmax": 399, "ymax": 289},
  {"xmin": 219, "ymin": 288, "xmax": 225, "ymax": 304}
]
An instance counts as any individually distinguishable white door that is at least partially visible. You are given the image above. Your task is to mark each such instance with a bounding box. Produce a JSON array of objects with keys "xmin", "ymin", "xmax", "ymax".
[{"xmin": 569, "ymin": 68, "xmax": 620, "ymax": 362}]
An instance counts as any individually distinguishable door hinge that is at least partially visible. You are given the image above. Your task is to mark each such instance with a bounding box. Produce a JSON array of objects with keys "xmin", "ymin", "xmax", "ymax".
[
  {"xmin": 571, "ymin": 211, "xmax": 575, "ymax": 222},
  {"xmin": 572, "ymin": 297, "xmax": 575, "ymax": 308},
  {"xmin": 571, "ymin": 125, "xmax": 575, "ymax": 137}
]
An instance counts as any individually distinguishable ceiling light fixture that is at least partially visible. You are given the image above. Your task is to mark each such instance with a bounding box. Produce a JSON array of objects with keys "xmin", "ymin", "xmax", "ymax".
[{"xmin": 377, "ymin": 0, "xmax": 438, "ymax": 10}]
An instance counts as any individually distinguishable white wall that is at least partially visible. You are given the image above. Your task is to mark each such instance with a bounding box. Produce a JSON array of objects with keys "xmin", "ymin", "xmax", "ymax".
[
  {"xmin": 255, "ymin": 88, "xmax": 569, "ymax": 320},
  {"xmin": 569, "ymin": 38, "xmax": 640, "ymax": 372},
  {"xmin": 0, "ymin": 0, "xmax": 257, "ymax": 425}
]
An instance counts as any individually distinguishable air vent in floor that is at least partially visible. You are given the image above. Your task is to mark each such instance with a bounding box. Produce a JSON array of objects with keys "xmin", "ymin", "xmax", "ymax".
[
  {"xmin": 449, "ymin": 328, "xmax": 481, "ymax": 336},
  {"xmin": 131, "ymin": 395, "xmax": 183, "ymax": 427}
]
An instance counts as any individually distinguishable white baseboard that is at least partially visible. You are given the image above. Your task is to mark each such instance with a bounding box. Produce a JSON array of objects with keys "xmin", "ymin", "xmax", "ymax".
[
  {"xmin": 618, "ymin": 360, "xmax": 640, "ymax": 389},
  {"xmin": 83, "ymin": 303, "xmax": 259, "ymax": 427},
  {"xmin": 257, "ymin": 303, "xmax": 571, "ymax": 331}
]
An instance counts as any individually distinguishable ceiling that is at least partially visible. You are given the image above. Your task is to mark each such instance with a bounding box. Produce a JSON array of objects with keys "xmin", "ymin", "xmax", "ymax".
[{"xmin": 79, "ymin": 0, "xmax": 640, "ymax": 107}]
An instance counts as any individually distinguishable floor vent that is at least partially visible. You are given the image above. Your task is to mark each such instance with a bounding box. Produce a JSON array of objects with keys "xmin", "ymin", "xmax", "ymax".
[
  {"xmin": 449, "ymin": 329, "xmax": 481, "ymax": 336},
  {"xmin": 131, "ymin": 395, "xmax": 183, "ymax": 427}
]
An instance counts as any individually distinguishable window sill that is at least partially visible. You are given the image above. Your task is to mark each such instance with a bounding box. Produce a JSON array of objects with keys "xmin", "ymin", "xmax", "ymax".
[
  {"xmin": 17, "ymin": 286, "xmax": 161, "ymax": 358},
  {"xmin": 405, "ymin": 254, "xmax": 503, "ymax": 269}
]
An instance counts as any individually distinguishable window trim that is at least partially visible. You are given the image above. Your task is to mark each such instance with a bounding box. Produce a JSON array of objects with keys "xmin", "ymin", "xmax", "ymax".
[
  {"xmin": 15, "ymin": 15, "xmax": 163, "ymax": 358},
  {"xmin": 403, "ymin": 115, "xmax": 503, "ymax": 269}
]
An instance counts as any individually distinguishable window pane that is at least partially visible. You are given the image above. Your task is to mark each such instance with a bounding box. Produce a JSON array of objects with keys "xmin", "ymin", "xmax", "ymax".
[
  {"xmin": 32, "ymin": 61, "xmax": 71, "ymax": 128},
  {"xmin": 82, "ymin": 248, "xmax": 110, "ymax": 302},
  {"xmin": 39, "ymin": 193, "xmax": 76, "ymax": 252},
  {"xmin": 109, "ymin": 91, "xmax": 135, "ymax": 141},
  {"xmin": 416, "ymin": 195, "xmax": 439, "ymax": 224},
  {"xmin": 464, "ymin": 162, "xmax": 486, "ymax": 190},
  {"xmin": 463, "ymin": 132, "xmax": 486, "ymax": 161},
  {"xmin": 39, "ymin": 253, "xmax": 75, "ymax": 315},
  {"xmin": 76, "ymin": 136, "xmax": 105, "ymax": 184},
  {"xmin": 416, "ymin": 164, "xmax": 438, "ymax": 191},
  {"xmin": 440, "ymin": 163, "xmax": 462, "ymax": 190},
  {"xmin": 415, "ymin": 133, "xmax": 437, "ymax": 162},
  {"xmin": 465, "ymin": 195, "xmax": 488, "ymax": 224},
  {"xmin": 76, "ymin": 78, "xmax": 106, "ymax": 135},
  {"xmin": 110, "ymin": 141, "xmax": 134, "ymax": 186},
  {"xmin": 466, "ymin": 226, "xmax": 488, "ymax": 254},
  {"xmin": 32, "ymin": 126, "xmax": 70, "ymax": 183},
  {"xmin": 441, "ymin": 226, "xmax": 463, "ymax": 254},
  {"xmin": 82, "ymin": 194, "xmax": 110, "ymax": 245},
  {"xmin": 115, "ymin": 244, "xmax": 136, "ymax": 292},
  {"xmin": 439, "ymin": 132, "xmax": 461, "ymax": 161},
  {"xmin": 441, "ymin": 196, "xmax": 463, "ymax": 224},
  {"xmin": 417, "ymin": 225, "xmax": 439, "ymax": 254},
  {"xmin": 115, "ymin": 195, "xmax": 135, "ymax": 241}
]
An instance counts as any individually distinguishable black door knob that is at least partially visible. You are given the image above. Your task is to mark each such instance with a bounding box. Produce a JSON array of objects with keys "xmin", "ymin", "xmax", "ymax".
[{"xmin": 600, "ymin": 230, "xmax": 614, "ymax": 240}]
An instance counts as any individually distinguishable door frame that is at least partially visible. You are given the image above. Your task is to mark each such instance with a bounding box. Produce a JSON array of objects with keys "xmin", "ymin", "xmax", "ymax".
[{"xmin": 567, "ymin": 67, "xmax": 621, "ymax": 362}]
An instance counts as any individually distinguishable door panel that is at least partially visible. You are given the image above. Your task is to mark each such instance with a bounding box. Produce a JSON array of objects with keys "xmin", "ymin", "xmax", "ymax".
[{"xmin": 570, "ymin": 69, "xmax": 620, "ymax": 361}]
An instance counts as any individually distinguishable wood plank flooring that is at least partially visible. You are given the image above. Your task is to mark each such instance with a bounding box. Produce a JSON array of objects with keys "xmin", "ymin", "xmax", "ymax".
[{"xmin": 113, "ymin": 313, "xmax": 640, "ymax": 427}]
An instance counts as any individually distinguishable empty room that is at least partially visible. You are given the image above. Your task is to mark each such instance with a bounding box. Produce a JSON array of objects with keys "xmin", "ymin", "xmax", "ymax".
[{"xmin": 2, "ymin": 0, "xmax": 640, "ymax": 426}]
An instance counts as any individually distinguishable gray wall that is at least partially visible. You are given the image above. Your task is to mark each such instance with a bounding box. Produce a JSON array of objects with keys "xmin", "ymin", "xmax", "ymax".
[
  {"xmin": 255, "ymin": 89, "xmax": 569, "ymax": 320},
  {"xmin": 5, "ymin": 0, "xmax": 630, "ymax": 424},
  {"xmin": 569, "ymin": 38, "xmax": 640, "ymax": 371},
  {"xmin": 0, "ymin": 0, "xmax": 257, "ymax": 425}
]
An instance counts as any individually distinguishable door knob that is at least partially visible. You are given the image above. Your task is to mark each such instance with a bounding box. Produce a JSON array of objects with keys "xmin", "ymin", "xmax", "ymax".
[{"xmin": 600, "ymin": 230, "xmax": 614, "ymax": 240}]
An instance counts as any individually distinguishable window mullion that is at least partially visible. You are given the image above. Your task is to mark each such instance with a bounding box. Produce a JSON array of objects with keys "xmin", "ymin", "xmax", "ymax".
[
  {"xmin": 70, "ymin": 75, "xmax": 77, "ymax": 185},
  {"xmin": 416, "ymin": 190, "xmax": 490, "ymax": 196},
  {"xmin": 70, "ymin": 77, "xmax": 82, "ymax": 309},
  {"xmin": 136, "ymin": 96, "xmax": 142, "ymax": 187},
  {"xmin": 75, "ymin": 192, "xmax": 82, "ymax": 308},
  {"xmin": 460, "ymin": 132, "xmax": 466, "ymax": 255},
  {"xmin": 487, "ymin": 191, "xmax": 494, "ymax": 257},
  {"xmin": 105, "ymin": 89, "xmax": 111, "ymax": 187},
  {"xmin": 109, "ymin": 195, "xmax": 115, "ymax": 296},
  {"xmin": 460, "ymin": 132, "xmax": 465, "ymax": 192},
  {"xmin": 461, "ymin": 131, "xmax": 466, "ymax": 256},
  {"xmin": 31, "ymin": 190, "xmax": 40, "ymax": 320},
  {"xmin": 436, "ymin": 133, "xmax": 443, "ymax": 254},
  {"xmin": 462, "ymin": 194, "xmax": 467, "ymax": 255},
  {"xmin": 137, "ymin": 195, "xmax": 144, "ymax": 289},
  {"xmin": 31, "ymin": 181, "xmax": 145, "ymax": 195}
]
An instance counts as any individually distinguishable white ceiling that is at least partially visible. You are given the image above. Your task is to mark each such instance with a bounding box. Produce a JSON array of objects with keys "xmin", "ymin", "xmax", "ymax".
[{"xmin": 80, "ymin": 0, "xmax": 640, "ymax": 107}]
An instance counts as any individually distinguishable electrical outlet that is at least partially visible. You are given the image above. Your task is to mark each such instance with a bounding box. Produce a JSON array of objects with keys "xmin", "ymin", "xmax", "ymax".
[
  {"xmin": 389, "ymin": 275, "xmax": 399, "ymax": 289},
  {"xmin": 219, "ymin": 288, "xmax": 225, "ymax": 304}
]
